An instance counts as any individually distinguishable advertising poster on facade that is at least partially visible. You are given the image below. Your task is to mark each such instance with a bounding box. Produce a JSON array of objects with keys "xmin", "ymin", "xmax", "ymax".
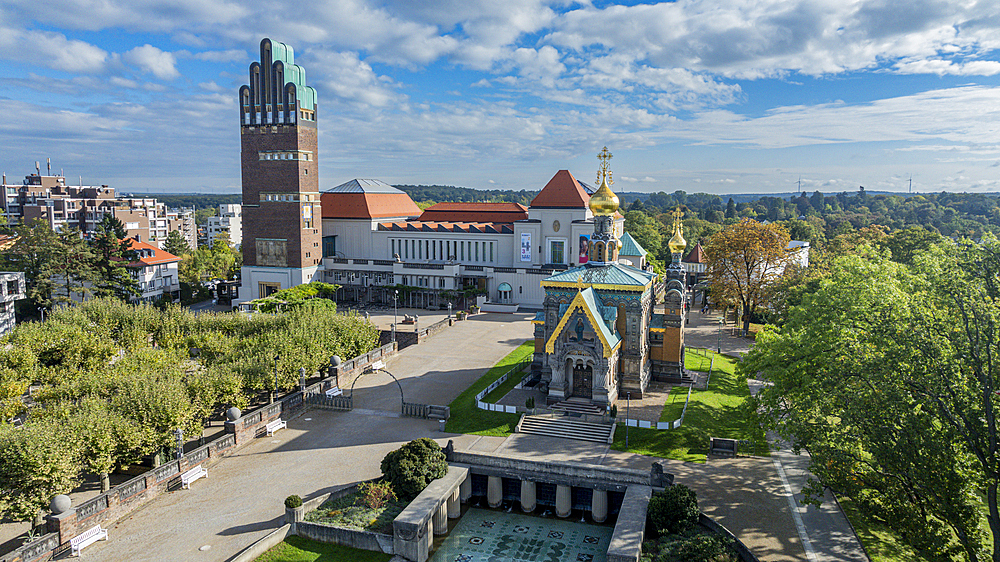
[
  {"xmin": 520, "ymin": 232, "xmax": 531, "ymax": 262},
  {"xmin": 579, "ymin": 234, "xmax": 590, "ymax": 264}
]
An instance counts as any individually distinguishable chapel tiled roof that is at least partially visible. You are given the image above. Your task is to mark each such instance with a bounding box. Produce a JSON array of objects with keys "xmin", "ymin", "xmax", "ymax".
[
  {"xmin": 529, "ymin": 170, "xmax": 591, "ymax": 209},
  {"xmin": 542, "ymin": 262, "xmax": 656, "ymax": 288},
  {"xmin": 619, "ymin": 232, "xmax": 648, "ymax": 257}
]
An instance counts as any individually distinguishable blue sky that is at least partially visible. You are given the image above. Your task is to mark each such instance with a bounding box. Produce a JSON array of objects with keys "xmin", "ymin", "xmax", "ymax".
[{"xmin": 2, "ymin": 0, "xmax": 1000, "ymax": 195}]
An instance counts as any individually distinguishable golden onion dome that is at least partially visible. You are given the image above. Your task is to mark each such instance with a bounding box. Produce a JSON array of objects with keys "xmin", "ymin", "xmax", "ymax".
[
  {"xmin": 589, "ymin": 175, "xmax": 619, "ymax": 216},
  {"xmin": 668, "ymin": 223, "xmax": 687, "ymax": 254}
]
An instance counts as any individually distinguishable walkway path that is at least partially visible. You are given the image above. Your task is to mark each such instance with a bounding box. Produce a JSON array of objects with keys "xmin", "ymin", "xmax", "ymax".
[{"xmin": 80, "ymin": 310, "xmax": 865, "ymax": 562}]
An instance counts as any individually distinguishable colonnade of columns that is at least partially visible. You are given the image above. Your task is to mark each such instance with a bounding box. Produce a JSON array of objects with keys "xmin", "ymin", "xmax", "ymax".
[{"xmin": 476, "ymin": 475, "xmax": 609, "ymax": 523}]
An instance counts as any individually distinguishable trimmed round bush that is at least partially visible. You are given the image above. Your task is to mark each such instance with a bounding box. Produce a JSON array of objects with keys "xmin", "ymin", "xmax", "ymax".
[
  {"xmin": 380, "ymin": 438, "xmax": 448, "ymax": 500},
  {"xmin": 284, "ymin": 494, "xmax": 303, "ymax": 509},
  {"xmin": 648, "ymin": 484, "xmax": 699, "ymax": 534}
]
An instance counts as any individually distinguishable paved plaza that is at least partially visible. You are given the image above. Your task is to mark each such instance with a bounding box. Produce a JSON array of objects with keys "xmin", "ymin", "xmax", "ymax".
[{"xmin": 48, "ymin": 310, "xmax": 862, "ymax": 562}]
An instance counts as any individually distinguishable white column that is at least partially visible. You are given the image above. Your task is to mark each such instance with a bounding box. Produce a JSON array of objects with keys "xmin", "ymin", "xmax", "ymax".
[
  {"xmin": 556, "ymin": 485, "xmax": 571, "ymax": 518},
  {"xmin": 591, "ymin": 489, "xmax": 608, "ymax": 523},
  {"xmin": 448, "ymin": 489, "xmax": 461, "ymax": 519},
  {"xmin": 487, "ymin": 476, "xmax": 503, "ymax": 508},
  {"xmin": 433, "ymin": 502, "xmax": 448, "ymax": 535},
  {"xmin": 520, "ymin": 480, "xmax": 536, "ymax": 513},
  {"xmin": 460, "ymin": 474, "xmax": 472, "ymax": 502}
]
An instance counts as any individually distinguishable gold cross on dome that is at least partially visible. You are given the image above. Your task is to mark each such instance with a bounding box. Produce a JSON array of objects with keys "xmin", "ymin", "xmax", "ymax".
[
  {"xmin": 671, "ymin": 206, "xmax": 683, "ymax": 226},
  {"xmin": 596, "ymin": 146, "xmax": 613, "ymax": 186},
  {"xmin": 575, "ymin": 275, "xmax": 586, "ymax": 291}
]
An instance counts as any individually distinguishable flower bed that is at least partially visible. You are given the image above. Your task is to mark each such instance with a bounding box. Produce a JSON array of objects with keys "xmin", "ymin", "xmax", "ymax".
[{"xmin": 304, "ymin": 490, "xmax": 406, "ymax": 535}]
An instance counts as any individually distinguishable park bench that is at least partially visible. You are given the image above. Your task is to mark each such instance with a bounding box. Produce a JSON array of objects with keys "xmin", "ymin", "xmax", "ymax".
[
  {"xmin": 70, "ymin": 524, "xmax": 108, "ymax": 556},
  {"xmin": 325, "ymin": 386, "xmax": 343, "ymax": 397},
  {"xmin": 709, "ymin": 437, "xmax": 738, "ymax": 458},
  {"xmin": 265, "ymin": 418, "xmax": 287, "ymax": 436},
  {"xmin": 181, "ymin": 465, "xmax": 207, "ymax": 489}
]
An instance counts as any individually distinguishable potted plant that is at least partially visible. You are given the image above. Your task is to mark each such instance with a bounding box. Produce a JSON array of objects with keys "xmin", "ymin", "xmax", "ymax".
[
  {"xmin": 469, "ymin": 305, "xmax": 480, "ymax": 314},
  {"xmin": 525, "ymin": 397, "xmax": 535, "ymax": 414},
  {"xmin": 284, "ymin": 494, "xmax": 304, "ymax": 526}
]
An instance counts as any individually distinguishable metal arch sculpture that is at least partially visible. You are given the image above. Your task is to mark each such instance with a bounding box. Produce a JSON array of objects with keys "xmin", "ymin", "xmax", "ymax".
[{"xmin": 348, "ymin": 363, "xmax": 406, "ymax": 413}]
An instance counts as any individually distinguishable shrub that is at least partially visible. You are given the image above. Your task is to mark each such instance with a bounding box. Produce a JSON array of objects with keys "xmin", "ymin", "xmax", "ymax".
[
  {"xmin": 648, "ymin": 484, "xmax": 699, "ymax": 534},
  {"xmin": 525, "ymin": 397, "xmax": 535, "ymax": 410},
  {"xmin": 356, "ymin": 480, "xmax": 397, "ymax": 509},
  {"xmin": 640, "ymin": 530, "xmax": 736, "ymax": 562},
  {"xmin": 380, "ymin": 438, "xmax": 448, "ymax": 500},
  {"xmin": 284, "ymin": 495, "xmax": 303, "ymax": 509}
]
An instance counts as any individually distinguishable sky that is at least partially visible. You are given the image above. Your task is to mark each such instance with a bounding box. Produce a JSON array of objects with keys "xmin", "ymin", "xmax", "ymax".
[{"xmin": 2, "ymin": 1, "xmax": 1000, "ymax": 196}]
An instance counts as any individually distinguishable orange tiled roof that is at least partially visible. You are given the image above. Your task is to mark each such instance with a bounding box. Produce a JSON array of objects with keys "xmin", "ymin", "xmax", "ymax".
[
  {"xmin": 321, "ymin": 192, "xmax": 421, "ymax": 219},
  {"xmin": 127, "ymin": 239, "xmax": 180, "ymax": 266},
  {"xmin": 683, "ymin": 242, "xmax": 706, "ymax": 263},
  {"xmin": 377, "ymin": 221, "xmax": 514, "ymax": 234},
  {"xmin": 418, "ymin": 202, "xmax": 528, "ymax": 223},
  {"xmin": 529, "ymin": 170, "xmax": 590, "ymax": 209},
  {"xmin": 0, "ymin": 234, "xmax": 18, "ymax": 251}
]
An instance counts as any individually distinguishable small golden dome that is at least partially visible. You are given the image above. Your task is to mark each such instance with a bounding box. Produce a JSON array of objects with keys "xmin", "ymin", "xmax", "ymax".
[
  {"xmin": 668, "ymin": 223, "xmax": 687, "ymax": 254},
  {"xmin": 589, "ymin": 175, "xmax": 619, "ymax": 216}
]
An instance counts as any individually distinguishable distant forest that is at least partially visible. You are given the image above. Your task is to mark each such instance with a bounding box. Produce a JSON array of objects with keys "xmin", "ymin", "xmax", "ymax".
[{"xmin": 147, "ymin": 194, "xmax": 242, "ymax": 209}]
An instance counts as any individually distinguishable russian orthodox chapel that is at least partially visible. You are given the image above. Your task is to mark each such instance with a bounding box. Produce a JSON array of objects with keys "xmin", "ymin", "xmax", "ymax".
[{"xmin": 532, "ymin": 148, "xmax": 689, "ymax": 409}]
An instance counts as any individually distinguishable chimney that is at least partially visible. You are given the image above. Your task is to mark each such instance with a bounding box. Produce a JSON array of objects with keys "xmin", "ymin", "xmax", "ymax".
[
  {"xmin": 47, "ymin": 158, "xmax": 51, "ymax": 175},
  {"xmin": 35, "ymin": 161, "xmax": 40, "ymax": 175}
]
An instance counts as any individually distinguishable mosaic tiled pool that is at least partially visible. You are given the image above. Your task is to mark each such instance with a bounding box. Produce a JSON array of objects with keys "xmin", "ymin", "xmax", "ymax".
[{"xmin": 429, "ymin": 507, "xmax": 613, "ymax": 562}]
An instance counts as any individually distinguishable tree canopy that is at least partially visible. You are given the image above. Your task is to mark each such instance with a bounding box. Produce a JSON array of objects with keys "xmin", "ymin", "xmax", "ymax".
[{"xmin": 742, "ymin": 237, "xmax": 1000, "ymax": 561}]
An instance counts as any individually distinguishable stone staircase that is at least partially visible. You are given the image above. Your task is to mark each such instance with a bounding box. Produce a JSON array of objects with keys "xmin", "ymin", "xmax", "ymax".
[
  {"xmin": 427, "ymin": 405, "xmax": 450, "ymax": 420},
  {"xmin": 550, "ymin": 397, "xmax": 605, "ymax": 416},
  {"xmin": 517, "ymin": 415, "xmax": 614, "ymax": 443}
]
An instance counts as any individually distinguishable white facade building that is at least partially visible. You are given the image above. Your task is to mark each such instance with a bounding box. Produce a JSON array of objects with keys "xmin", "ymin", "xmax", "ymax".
[
  {"xmin": 317, "ymin": 171, "xmax": 629, "ymax": 310},
  {"xmin": 127, "ymin": 240, "xmax": 181, "ymax": 303},
  {"xmin": 206, "ymin": 204, "xmax": 242, "ymax": 248},
  {"xmin": 0, "ymin": 272, "xmax": 26, "ymax": 335}
]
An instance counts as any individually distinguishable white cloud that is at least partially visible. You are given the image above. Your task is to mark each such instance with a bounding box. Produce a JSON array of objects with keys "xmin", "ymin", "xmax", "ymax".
[
  {"xmin": 307, "ymin": 51, "xmax": 403, "ymax": 108},
  {"xmin": 123, "ymin": 44, "xmax": 180, "ymax": 80},
  {"xmin": 0, "ymin": 27, "xmax": 107, "ymax": 73}
]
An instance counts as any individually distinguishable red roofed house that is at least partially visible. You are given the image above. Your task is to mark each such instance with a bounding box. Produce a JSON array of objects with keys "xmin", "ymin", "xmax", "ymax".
[{"xmin": 128, "ymin": 239, "xmax": 181, "ymax": 303}]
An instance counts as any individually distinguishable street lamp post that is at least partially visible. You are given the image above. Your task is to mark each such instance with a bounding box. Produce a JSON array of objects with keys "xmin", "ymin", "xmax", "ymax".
[
  {"xmin": 272, "ymin": 355, "xmax": 279, "ymax": 404},
  {"xmin": 299, "ymin": 367, "xmax": 307, "ymax": 393},
  {"xmin": 447, "ymin": 302, "xmax": 452, "ymax": 319},
  {"xmin": 625, "ymin": 392, "xmax": 631, "ymax": 449},
  {"xmin": 718, "ymin": 319, "xmax": 723, "ymax": 354},
  {"xmin": 38, "ymin": 307, "xmax": 45, "ymax": 322},
  {"xmin": 174, "ymin": 428, "xmax": 184, "ymax": 460},
  {"xmin": 392, "ymin": 290, "xmax": 398, "ymax": 343}
]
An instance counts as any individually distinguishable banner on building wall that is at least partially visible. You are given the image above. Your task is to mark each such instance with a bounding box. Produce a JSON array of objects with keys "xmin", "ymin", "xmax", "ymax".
[
  {"xmin": 579, "ymin": 234, "xmax": 590, "ymax": 264},
  {"xmin": 520, "ymin": 232, "xmax": 531, "ymax": 262}
]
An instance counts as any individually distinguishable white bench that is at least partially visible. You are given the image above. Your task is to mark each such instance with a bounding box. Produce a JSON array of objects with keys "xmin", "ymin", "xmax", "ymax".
[
  {"xmin": 265, "ymin": 419, "xmax": 286, "ymax": 436},
  {"xmin": 71, "ymin": 524, "xmax": 108, "ymax": 556},
  {"xmin": 325, "ymin": 387, "xmax": 343, "ymax": 397},
  {"xmin": 181, "ymin": 465, "xmax": 207, "ymax": 489}
]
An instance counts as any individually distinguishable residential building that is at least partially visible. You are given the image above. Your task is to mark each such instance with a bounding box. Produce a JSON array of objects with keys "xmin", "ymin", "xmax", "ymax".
[
  {"xmin": 166, "ymin": 207, "xmax": 198, "ymax": 251},
  {"xmin": 0, "ymin": 272, "xmax": 26, "ymax": 335},
  {"xmin": 127, "ymin": 240, "xmax": 181, "ymax": 303},
  {"xmin": 206, "ymin": 204, "xmax": 242, "ymax": 248},
  {"xmin": 1, "ymin": 168, "xmax": 197, "ymax": 251}
]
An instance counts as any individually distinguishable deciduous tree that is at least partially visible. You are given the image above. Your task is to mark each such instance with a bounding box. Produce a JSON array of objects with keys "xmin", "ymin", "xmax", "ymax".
[{"xmin": 705, "ymin": 219, "xmax": 793, "ymax": 334}]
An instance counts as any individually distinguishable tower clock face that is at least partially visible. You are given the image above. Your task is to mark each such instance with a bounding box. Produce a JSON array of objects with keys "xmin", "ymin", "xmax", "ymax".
[{"xmin": 553, "ymin": 220, "xmax": 560, "ymax": 232}]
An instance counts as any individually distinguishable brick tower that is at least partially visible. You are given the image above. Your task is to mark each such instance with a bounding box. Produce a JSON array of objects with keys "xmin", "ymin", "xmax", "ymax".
[{"xmin": 237, "ymin": 38, "xmax": 323, "ymax": 302}]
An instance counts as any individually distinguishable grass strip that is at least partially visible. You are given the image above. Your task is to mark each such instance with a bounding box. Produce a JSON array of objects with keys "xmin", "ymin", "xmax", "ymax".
[
  {"xmin": 610, "ymin": 350, "xmax": 767, "ymax": 463},
  {"xmin": 837, "ymin": 496, "xmax": 926, "ymax": 562},
  {"xmin": 444, "ymin": 340, "xmax": 533, "ymax": 436},
  {"xmin": 255, "ymin": 535, "xmax": 392, "ymax": 562}
]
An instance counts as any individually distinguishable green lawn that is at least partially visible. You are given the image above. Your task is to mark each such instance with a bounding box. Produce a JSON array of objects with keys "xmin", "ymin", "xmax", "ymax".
[
  {"xmin": 837, "ymin": 497, "xmax": 927, "ymax": 562},
  {"xmin": 443, "ymin": 341, "xmax": 533, "ymax": 436},
  {"xmin": 610, "ymin": 349, "xmax": 767, "ymax": 463},
  {"xmin": 255, "ymin": 535, "xmax": 392, "ymax": 562}
]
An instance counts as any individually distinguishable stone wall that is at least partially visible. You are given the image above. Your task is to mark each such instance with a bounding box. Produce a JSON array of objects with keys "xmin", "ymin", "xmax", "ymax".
[
  {"xmin": 0, "ymin": 533, "xmax": 59, "ymax": 562},
  {"xmin": 447, "ymin": 448, "xmax": 657, "ymax": 491},
  {"xmin": 296, "ymin": 522, "xmax": 392, "ymax": 554}
]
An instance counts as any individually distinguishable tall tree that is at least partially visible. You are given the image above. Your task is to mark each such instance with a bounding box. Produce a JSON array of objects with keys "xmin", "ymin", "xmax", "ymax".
[
  {"xmin": 163, "ymin": 230, "xmax": 191, "ymax": 257},
  {"xmin": 623, "ymin": 210, "xmax": 663, "ymax": 258},
  {"xmin": 90, "ymin": 215, "xmax": 139, "ymax": 300},
  {"xmin": 0, "ymin": 220, "xmax": 60, "ymax": 312},
  {"xmin": 725, "ymin": 197, "xmax": 737, "ymax": 219},
  {"xmin": 0, "ymin": 419, "xmax": 81, "ymax": 530},
  {"xmin": 705, "ymin": 219, "xmax": 793, "ymax": 334},
  {"xmin": 49, "ymin": 229, "xmax": 96, "ymax": 304},
  {"xmin": 744, "ymin": 240, "xmax": 1000, "ymax": 561}
]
